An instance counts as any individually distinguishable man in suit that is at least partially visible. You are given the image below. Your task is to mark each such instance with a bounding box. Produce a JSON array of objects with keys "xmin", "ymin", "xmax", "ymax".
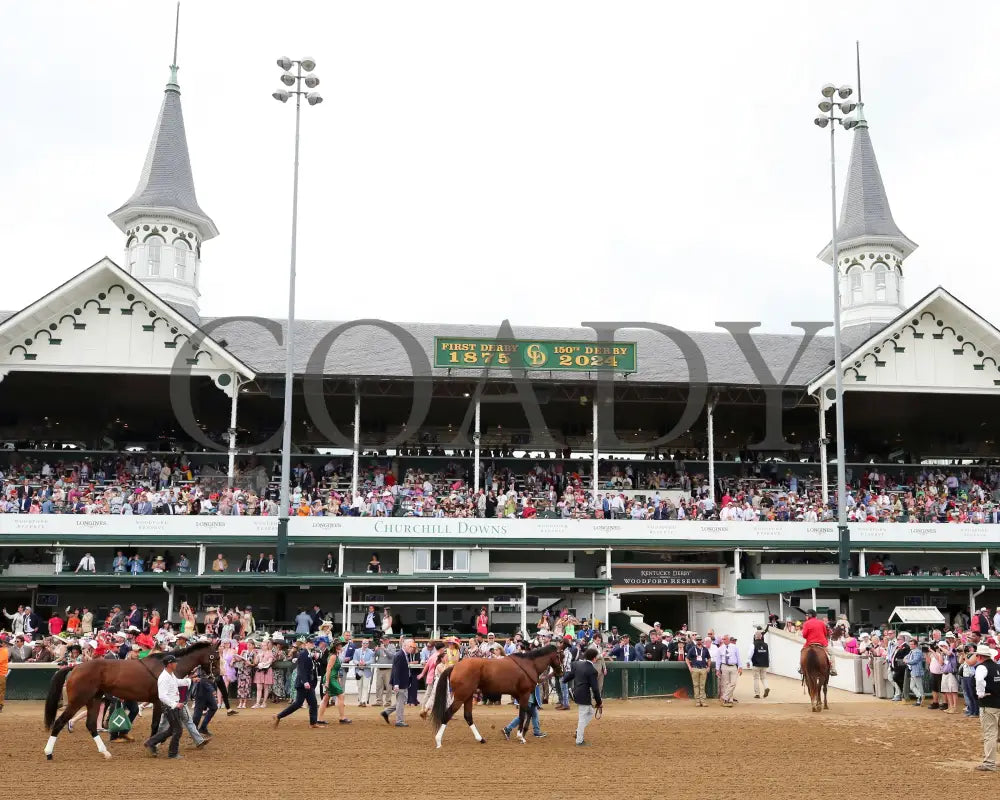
[
  {"xmin": 238, "ymin": 553, "xmax": 254, "ymax": 573},
  {"xmin": 274, "ymin": 637, "xmax": 321, "ymax": 728},
  {"xmin": 610, "ymin": 634, "xmax": 638, "ymax": 662},
  {"xmin": 562, "ymin": 646, "xmax": 602, "ymax": 746},
  {"xmin": 80, "ymin": 607, "xmax": 94, "ymax": 635},
  {"xmin": 136, "ymin": 494, "xmax": 153, "ymax": 516},
  {"xmin": 126, "ymin": 604, "xmax": 142, "ymax": 630},
  {"xmin": 253, "ymin": 553, "xmax": 268, "ymax": 572},
  {"xmin": 309, "ymin": 604, "xmax": 324, "ymax": 634},
  {"xmin": 106, "ymin": 604, "xmax": 124, "ymax": 632},
  {"xmin": 381, "ymin": 637, "xmax": 416, "ymax": 727},
  {"xmin": 263, "ymin": 554, "xmax": 276, "ymax": 573}
]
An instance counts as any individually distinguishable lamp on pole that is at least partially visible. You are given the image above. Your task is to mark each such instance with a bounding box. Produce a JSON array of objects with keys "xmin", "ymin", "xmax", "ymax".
[
  {"xmin": 273, "ymin": 56, "xmax": 322, "ymax": 575},
  {"xmin": 814, "ymin": 84, "xmax": 858, "ymax": 580}
]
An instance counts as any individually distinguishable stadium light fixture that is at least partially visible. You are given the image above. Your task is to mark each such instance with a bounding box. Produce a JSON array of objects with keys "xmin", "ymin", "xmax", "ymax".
[
  {"xmin": 814, "ymin": 80, "xmax": 857, "ymax": 580},
  {"xmin": 273, "ymin": 56, "xmax": 322, "ymax": 576}
]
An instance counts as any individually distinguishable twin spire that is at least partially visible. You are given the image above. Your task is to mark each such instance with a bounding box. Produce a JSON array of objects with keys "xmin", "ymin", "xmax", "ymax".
[{"xmin": 107, "ymin": 3, "xmax": 216, "ymax": 322}]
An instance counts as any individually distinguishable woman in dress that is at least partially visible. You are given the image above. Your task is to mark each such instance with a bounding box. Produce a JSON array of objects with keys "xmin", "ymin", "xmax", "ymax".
[
  {"xmin": 253, "ymin": 639, "xmax": 275, "ymax": 708},
  {"xmin": 220, "ymin": 612, "xmax": 235, "ymax": 642},
  {"xmin": 476, "ymin": 607, "xmax": 489, "ymax": 638},
  {"xmin": 219, "ymin": 640, "xmax": 238, "ymax": 706},
  {"xmin": 148, "ymin": 608, "xmax": 161, "ymax": 637},
  {"xmin": 202, "ymin": 607, "xmax": 218, "ymax": 637},
  {"xmin": 271, "ymin": 642, "xmax": 291, "ymax": 702},
  {"xmin": 381, "ymin": 608, "xmax": 393, "ymax": 636},
  {"xmin": 179, "ymin": 601, "xmax": 196, "ymax": 634},
  {"xmin": 317, "ymin": 639, "xmax": 351, "ymax": 724},
  {"xmin": 234, "ymin": 639, "xmax": 255, "ymax": 709}
]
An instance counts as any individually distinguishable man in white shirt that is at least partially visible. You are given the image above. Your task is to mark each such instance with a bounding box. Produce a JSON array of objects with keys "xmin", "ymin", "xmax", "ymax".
[
  {"xmin": 144, "ymin": 655, "xmax": 190, "ymax": 759},
  {"xmin": 714, "ymin": 634, "xmax": 741, "ymax": 707},
  {"xmin": 75, "ymin": 553, "xmax": 96, "ymax": 573}
]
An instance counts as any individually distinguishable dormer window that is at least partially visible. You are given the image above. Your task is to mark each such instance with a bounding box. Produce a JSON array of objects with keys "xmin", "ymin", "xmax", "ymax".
[
  {"xmin": 173, "ymin": 238, "xmax": 192, "ymax": 280},
  {"xmin": 874, "ymin": 264, "xmax": 888, "ymax": 301},
  {"xmin": 145, "ymin": 235, "xmax": 164, "ymax": 277},
  {"xmin": 849, "ymin": 267, "xmax": 862, "ymax": 305}
]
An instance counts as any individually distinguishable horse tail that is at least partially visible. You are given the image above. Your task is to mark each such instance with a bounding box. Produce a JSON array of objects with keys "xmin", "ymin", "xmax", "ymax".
[
  {"xmin": 431, "ymin": 664, "xmax": 455, "ymax": 727},
  {"xmin": 44, "ymin": 666, "xmax": 72, "ymax": 730}
]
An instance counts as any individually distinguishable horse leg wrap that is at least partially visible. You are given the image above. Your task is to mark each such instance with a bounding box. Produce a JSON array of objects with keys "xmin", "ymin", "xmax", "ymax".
[
  {"xmin": 469, "ymin": 723, "xmax": 483, "ymax": 742},
  {"xmin": 435, "ymin": 724, "xmax": 446, "ymax": 749},
  {"xmin": 44, "ymin": 736, "xmax": 57, "ymax": 757},
  {"xmin": 516, "ymin": 729, "xmax": 526, "ymax": 743},
  {"xmin": 94, "ymin": 734, "xmax": 111, "ymax": 759}
]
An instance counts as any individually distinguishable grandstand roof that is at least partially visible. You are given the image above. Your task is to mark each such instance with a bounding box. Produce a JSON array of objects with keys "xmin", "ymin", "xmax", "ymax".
[{"xmin": 208, "ymin": 317, "xmax": 878, "ymax": 386}]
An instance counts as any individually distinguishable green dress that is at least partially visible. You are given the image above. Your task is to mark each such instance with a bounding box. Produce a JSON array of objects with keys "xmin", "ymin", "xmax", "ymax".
[{"xmin": 326, "ymin": 656, "xmax": 344, "ymax": 696}]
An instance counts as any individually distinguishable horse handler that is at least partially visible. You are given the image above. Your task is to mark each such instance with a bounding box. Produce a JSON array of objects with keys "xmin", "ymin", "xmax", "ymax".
[
  {"xmin": 562, "ymin": 647, "xmax": 602, "ymax": 746},
  {"xmin": 970, "ymin": 644, "xmax": 1000, "ymax": 771},
  {"xmin": 274, "ymin": 637, "xmax": 322, "ymax": 729},
  {"xmin": 144, "ymin": 655, "xmax": 189, "ymax": 759}
]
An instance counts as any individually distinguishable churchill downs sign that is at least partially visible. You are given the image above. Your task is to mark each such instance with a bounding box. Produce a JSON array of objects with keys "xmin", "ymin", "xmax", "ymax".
[
  {"xmin": 613, "ymin": 565, "xmax": 723, "ymax": 590},
  {"xmin": 434, "ymin": 337, "xmax": 638, "ymax": 372}
]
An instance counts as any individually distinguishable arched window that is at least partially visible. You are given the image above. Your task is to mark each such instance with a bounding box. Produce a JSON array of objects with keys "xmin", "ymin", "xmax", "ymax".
[
  {"xmin": 848, "ymin": 267, "xmax": 863, "ymax": 304},
  {"xmin": 874, "ymin": 264, "xmax": 888, "ymax": 302},
  {"xmin": 126, "ymin": 236, "xmax": 138, "ymax": 274},
  {"xmin": 173, "ymin": 238, "xmax": 191, "ymax": 280},
  {"xmin": 145, "ymin": 235, "xmax": 164, "ymax": 276}
]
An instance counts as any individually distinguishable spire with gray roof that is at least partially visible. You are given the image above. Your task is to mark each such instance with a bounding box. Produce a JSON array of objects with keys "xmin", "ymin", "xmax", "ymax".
[
  {"xmin": 108, "ymin": 9, "xmax": 216, "ymax": 324},
  {"xmin": 818, "ymin": 97, "xmax": 918, "ymax": 329},
  {"xmin": 108, "ymin": 66, "xmax": 217, "ymax": 240}
]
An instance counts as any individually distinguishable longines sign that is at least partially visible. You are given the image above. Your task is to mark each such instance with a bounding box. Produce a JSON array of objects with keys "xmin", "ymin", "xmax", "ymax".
[{"xmin": 2, "ymin": 515, "xmax": 1000, "ymax": 546}]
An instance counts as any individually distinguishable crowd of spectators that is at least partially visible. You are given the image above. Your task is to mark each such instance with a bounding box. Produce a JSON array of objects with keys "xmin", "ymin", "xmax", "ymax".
[{"xmin": 4, "ymin": 456, "xmax": 1000, "ymax": 523}]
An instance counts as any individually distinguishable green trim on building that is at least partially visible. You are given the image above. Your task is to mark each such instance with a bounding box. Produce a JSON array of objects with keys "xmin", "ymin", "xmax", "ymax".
[{"xmin": 738, "ymin": 575, "xmax": 999, "ymax": 595}]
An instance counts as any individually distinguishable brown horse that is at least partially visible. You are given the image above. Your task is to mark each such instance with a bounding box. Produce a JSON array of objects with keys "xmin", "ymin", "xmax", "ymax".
[
  {"xmin": 431, "ymin": 644, "xmax": 563, "ymax": 748},
  {"xmin": 800, "ymin": 644, "xmax": 829, "ymax": 712},
  {"xmin": 42, "ymin": 641, "xmax": 221, "ymax": 760}
]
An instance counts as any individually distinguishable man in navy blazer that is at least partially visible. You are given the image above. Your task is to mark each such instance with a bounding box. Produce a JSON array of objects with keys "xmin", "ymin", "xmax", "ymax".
[
  {"xmin": 381, "ymin": 637, "xmax": 416, "ymax": 727},
  {"xmin": 610, "ymin": 634, "xmax": 640, "ymax": 662}
]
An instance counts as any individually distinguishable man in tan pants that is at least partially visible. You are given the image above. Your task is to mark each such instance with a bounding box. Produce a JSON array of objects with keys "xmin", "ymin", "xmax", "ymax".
[
  {"xmin": 715, "ymin": 635, "xmax": 741, "ymax": 707},
  {"xmin": 685, "ymin": 636, "xmax": 713, "ymax": 707},
  {"xmin": 972, "ymin": 644, "xmax": 1000, "ymax": 771}
]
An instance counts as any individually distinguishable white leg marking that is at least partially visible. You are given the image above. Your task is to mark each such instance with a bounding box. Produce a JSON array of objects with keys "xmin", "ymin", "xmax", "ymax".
[
  {"xmin": 93, "ymin": 734, "xmax": 111, "ymax": 759},
  {"xmin": 435, "ymin": 723, "xmax": 447, "ymax": 749},
  {"xmin": 44, "ymin": 735, "xmax": 57, "ymax": 756},
  {"xmin": 470, "ymin": 723, "xmax": 483, "ymax": 742}
]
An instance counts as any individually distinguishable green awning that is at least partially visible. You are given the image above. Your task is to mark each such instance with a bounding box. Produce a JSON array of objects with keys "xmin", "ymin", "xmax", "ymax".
[{"xmin": 737, "ymin": 579, "xmax": 821, "ymax": 595}]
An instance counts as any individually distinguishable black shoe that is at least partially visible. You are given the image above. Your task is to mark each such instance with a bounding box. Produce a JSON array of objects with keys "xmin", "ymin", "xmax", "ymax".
[
  {"xmin": 763, "ymin": 688, "xmax": 770, "ymax": 698},
  {"xmin": 502, "ymin": 728, "xmax": 511, "ymax": 741},
  {"xmin": 929, "ymin": 703, "xmax": 940, "ymax": 709},
  {"xmin": 380, "ymin": 710, "xmax": 391, "ymax": 725}
]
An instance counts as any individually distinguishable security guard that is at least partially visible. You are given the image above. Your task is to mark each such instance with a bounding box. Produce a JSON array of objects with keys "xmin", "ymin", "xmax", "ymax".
[
  {"xmin": 972, "ymin": 644, "xmax": 1000, "ymax": 771},
  {"xmin": 748, "ymin": 628, "xmax": 770, "ymax": 699}
]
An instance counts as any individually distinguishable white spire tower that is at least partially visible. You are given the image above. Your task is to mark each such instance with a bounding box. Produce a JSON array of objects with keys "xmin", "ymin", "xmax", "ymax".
[
  {"xmin": 818, "ymin": 44, "xmax": 917, "ymax": 329},
  {"xmin": 108, "ymin": 3, "xmax": 217, "ymax": 322}
]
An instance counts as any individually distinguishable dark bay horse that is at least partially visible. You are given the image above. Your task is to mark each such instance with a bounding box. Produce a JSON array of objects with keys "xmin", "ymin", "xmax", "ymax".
[
  {"xmin": 43, "ymin": 641, "xmax": 220, "ymax": 760},
  {"xmin": 801, "ymin": 644, "xmax": 830, "ymax": 712},
  {"xmin": 431, "ymin": 644, "xmax": 563, "ymax": 748}
]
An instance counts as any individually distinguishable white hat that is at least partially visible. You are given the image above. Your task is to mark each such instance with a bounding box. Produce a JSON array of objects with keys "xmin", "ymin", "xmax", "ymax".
[
  {"xmin": 976, "ymin": 644, "xmax": 998, "ymax": 659},
  {"xmin": 127, "ymin": 625, "xmax": 140, "ymax": 633},
  {"xmin": 271, "ymin": 632, "xmax": 285, "ymax": 642}
]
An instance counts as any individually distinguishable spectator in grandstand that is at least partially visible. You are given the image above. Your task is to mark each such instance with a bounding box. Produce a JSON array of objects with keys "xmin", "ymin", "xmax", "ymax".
[
  {"xmin": 212, "ymin": 553, "xmax": 228, "ymax": 573},
  {"xmin": 75, "ymin": 551, "xmax": 96, "ymax": 573}
]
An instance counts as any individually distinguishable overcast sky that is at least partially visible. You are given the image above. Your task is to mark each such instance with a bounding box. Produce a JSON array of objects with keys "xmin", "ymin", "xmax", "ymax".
[{"xmin": 1, "ymin": 2, "xmax": 997, "ymax": 333}]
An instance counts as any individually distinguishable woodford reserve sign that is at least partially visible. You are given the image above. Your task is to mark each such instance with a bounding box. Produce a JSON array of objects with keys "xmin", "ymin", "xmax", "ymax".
[
  {"xmin": 613, "ymin": 565, "xmax": 723, "ymax": 590},
  {"xmin": 434, "ymin": 337, "xmax": 638, "ymax": 372}
]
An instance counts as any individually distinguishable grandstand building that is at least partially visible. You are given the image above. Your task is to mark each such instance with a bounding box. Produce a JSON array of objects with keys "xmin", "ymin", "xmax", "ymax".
[{"xmin": 2, "ymin": 58, "xmax": 1000, "ymax": 648}]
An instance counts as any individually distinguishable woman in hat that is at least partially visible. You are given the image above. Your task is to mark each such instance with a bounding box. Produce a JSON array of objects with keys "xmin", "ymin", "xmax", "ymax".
[
  {"xmin": 203, "ymin": 606, "xmax": 218, "ymax": 638},
  {"xmin": 317, "ymin": 639, "xmax": 351, "ymax": 724},
  {"xmin": 253, "ymin": 638, "xmax": 275, "ymax": 708}
]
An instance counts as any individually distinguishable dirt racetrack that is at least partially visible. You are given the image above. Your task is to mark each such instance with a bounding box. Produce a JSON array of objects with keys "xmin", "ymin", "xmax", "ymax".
[{"xmin": 2, "ymin": 677, "xmax": 993, "ymax": 799}]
